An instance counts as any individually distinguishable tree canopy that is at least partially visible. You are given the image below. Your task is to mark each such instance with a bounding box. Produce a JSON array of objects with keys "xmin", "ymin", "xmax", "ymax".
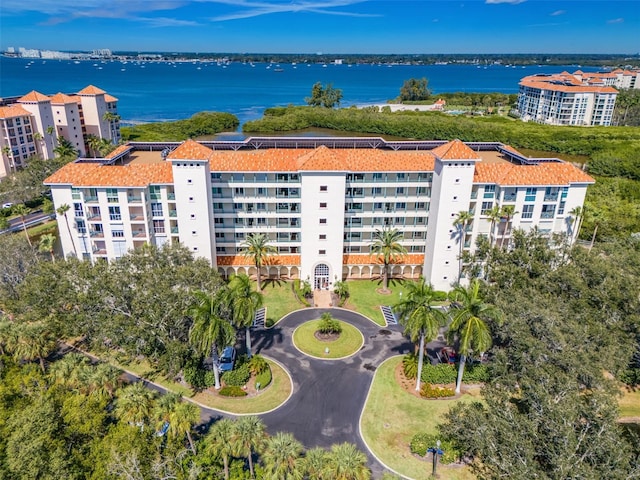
[
  {"xmin": 305, "ymin": 82, "xmax": 344, "ymax": 108},
  {"xmin": 398, "ymin": 77, "xmax": 431, "ymax": 102}
]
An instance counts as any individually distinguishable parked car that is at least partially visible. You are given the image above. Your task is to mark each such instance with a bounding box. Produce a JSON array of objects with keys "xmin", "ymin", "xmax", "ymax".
[
  {"xmin": 219, "ymin": 346, "xmax": 236, "ymax": 372},
  {"xmin": 1, "ymin": 203, "xmax": 13, "ymax": 209}
]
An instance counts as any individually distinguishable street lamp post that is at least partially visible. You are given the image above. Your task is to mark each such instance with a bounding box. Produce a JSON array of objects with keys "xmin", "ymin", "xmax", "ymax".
[{"xmin": 427, "ymin": 440, "xmax": 444, "ymax": 478}]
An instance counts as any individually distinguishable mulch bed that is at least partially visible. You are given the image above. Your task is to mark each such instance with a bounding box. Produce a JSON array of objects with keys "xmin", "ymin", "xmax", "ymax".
[
  {"xmin": 314, "ymin": 331, "xmax": 340, "ymax": 342},
  {"xmin": 394, "ymin": 361, "xmax": 461, "ymax": 400}
]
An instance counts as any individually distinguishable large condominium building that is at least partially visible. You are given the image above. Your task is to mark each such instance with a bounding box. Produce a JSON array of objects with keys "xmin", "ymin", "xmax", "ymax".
[
  {"xmin": 517, "ymin": 71, "xmax": 618, "ymax": 126},
  {"xmin": 44, "ymin": 137, "xmax": 593, "ymax": 292},
  {"xmin": 0, "ymin": 85, "xmax": 119, "ymax": 178}
]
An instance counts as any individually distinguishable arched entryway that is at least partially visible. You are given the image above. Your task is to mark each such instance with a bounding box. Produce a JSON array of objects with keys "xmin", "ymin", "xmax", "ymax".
[{"xmin": 314, "ymin": 263, "xmax": 330, "ymax": 290}]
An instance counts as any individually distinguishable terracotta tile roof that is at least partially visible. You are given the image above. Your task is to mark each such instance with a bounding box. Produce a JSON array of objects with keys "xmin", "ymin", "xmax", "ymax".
[
  {"xmin": 0, "ymin": 105, "xmax": 32, "ymax": 118},
  {"xmin": 104, "ymin": 94, "xmax": 119, "ymax": 102},
  {"xmin": 520, "ymin": 74, "xmax": 618, "ymax": 94},
  {"xmin": 431, "ymin": 139, "xmax": 480, "ymax": 160},
  {"xmin": 18, "ymin": 90, "xmax": 51, "ymax": 103},
  {"xmin": 343, "ymin": 254, "xmax": 425, "ymax": 265},
  {"xmin": 49, "ymin": 93, "xmax": 78, "ymax": 105},
  {"xmin": 216, "ymin": 255, "xmax": 300, "ymax": 266},
  {"xmin": 168, "ymin": 139, "xmax": 213, "ymax": 161},
  {"xmin": 44, "ymin": 161, "xmax": 173, "ymax": 186},
  {"xmin": 104, "ymin": 144, "xmax": 132, "ymax": 159},
  {"xmin": 474, "ymin": 162, "xmax": 594, "ymax": 186},
  {"xmin": 206, "ymin": 148, "xmax": 435, "ymax": 172},
  {"xmin": 77, "ymin": 85, "xmax": 106, "ymax": 95}
]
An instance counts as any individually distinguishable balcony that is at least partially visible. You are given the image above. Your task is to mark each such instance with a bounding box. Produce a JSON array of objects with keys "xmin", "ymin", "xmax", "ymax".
[
  {"xmin": 470, "ymin": 191, "xmax": 478, "ymax": 200},
  {"xmin": 169, "ymin": 210, "xmax": 177, "ymax": 218},
  {"xmin": 133, "ymin": 229, "xmax": 147, "ymax": 238},
  {"xmin": 87, "ymin": 214, "xmax": 102, "ymax": 222},
  {"xmin": 89, "ymin": 231, "xmax": 104, "ymax": 238},
  {"xmin": 167, "ymin": 192, "xmax": 176, "ymax": 201},
  {"xmin": 127, "ymin": 196, "xmax": 142, "ymax": 203},
  {"xmin": 130, "ymin": 213, "xmax": 145, "ymax": 222},
  {"xmin": 503, "ymin": 194, "xmax": 517, "ymax": 202},
  {"xmin": 84, "ymin": 195, "xmax": 99, "ymax": 203},
  {"xmin": 544, "ymin": 194, "xmax": 559, "ymax": 202},
  {"xmin": 540, "ymin": 211, "xmax": 555, "ymax": 219},
  {"xmin": 171, "ymin": 226, "xmax": 179, "ymax": 234}
]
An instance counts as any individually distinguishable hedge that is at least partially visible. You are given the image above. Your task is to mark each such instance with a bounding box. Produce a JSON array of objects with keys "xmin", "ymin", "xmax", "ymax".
[
  {"xmin": 219, "ymin": 385, "xmax": 248, "ymax": 397},
  {"xmin": 402, "ymin": 354, "xmax": 491, "ymax": 383},
  {"xmin": 255, "ymin": 366, "xmax": 272, "ymax": 390},
  {"xmin": 222, "ymin": 363, "xmax": 251, "ymax": 387}
]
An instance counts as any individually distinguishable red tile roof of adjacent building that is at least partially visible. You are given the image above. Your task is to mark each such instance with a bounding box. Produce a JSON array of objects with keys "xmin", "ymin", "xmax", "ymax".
[
  {"xmin": 216, "ymin": 255, "xmax": 301, "ymax": 266},
  {"xmin": 168, "ymin": 139, "xmax": 214, "ymax": 161},
  {"xmin": 49, "ymin": 93, "xmax": 78, "ymax": 105},
  {"xmin": 474, "ymin": 162, "xmax": 594, "ymax": 186},
  {"xmin": 77, "ymin": 85, "xmax": 106, "ymax": 95},
  {"xmin": 431, "ymin": 139, "xmax": 480, "ymax": 160},
  {"xmin": 18, "ymin": 90, "xmax": 51, "ymax": 103},
  {"xmin": 104, "ymin": 144, "xmax": 133, "ymax": 159},
  {"xmin": 0, "ymin": 105, "xmax": 32, "ymax": 118},
  {"xmin": 44, "ymin": 161, "xmax": 173, "ymax": 187},
  {"xmin": 104, "ymin": 94, "xmax": 119, "ymax": 102}
]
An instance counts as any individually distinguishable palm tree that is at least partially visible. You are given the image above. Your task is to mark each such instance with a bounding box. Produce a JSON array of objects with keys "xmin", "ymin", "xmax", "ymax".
[
  {"xmin": 394, "ymin": 279, "xmax": 447, "ymax": 391},
  {"xmin": 303, "ymin": 447, "xmax": 328, "ymax": 480},
  {"xmin": 206, "ymin": 418, "xmax": 236, "ymax": 480},
  {"xmin": 86, "ymin": 362, "xmax": 122, "ymax": 400},
  {"xmin": 187, "ymin": 290, "xmax": 235, "ymax": 390},
  {"xmin": 226, "ymin": 274, "xmax": 263, "ymax": 358},
  {"xmin": 498, "ymin": 205, "xmax": 518, "ymax": 249},
  {"xmin": 0, "ymin": 318, "xmax": 16, "ymax": 356},
  {"xmin": 11, "ymin": 322, "xmax": 57, "ymax": 373},
  {"xmin": 568, "ymin": 206, "xmax": 584, "ymax": 243},
  {"xmin": 262, "ymin": 432, "xmax": 304, "ymax": 480},
  {"xmin": 48, "ymin": 352, "xmax": 89, "ymax": 388},
  {"xmin": 38, "ymin": 233, "xmax": 56, "ymax": 262},
  {"xmin": 56, "ymin": 203, "xmax": 77, "ymax": 258},
  {"xmin": 46, "ymin": 125, "xmax": 57, "ymax": 149},
  {"xmin": 114, "ymin": 382, "xmax": 156, "ymax": 428},
  {"xmin": 486, "ymin": 204, "xmax": 502, "ymax": 247},
  {"xmin": 168, "ymin": 400, "xmax": 200, "ymax": 455},
  {"xmin": 240, "ymin": 233, "xmax": 277, "ymax": 291},
  {"xmin": 13, "ymin": 204, "xmax": 32, "ymax": 247},
  {"xmin": 448, "ymin": 280, "xmax": 501, "ymax": 394},
  {"xmin": 370, "ymin": 226, "xmax": 407, "ymax": 292},
  {"xmin": 453, "ymin": 210, "xmax": 473, "ymax": 283},
  {"xmin": 86, "ymin": 134, "xmax": 101, "ymax": 158},
  {"xmin": 54, "ymin": 137, "xmax": 76, "ymax": 160},
  {"xmin": 324, "ymin": 443, "xmax": 371, "ymax": 480},
  {"xmin": 232, "ymin": 415, "xmax": 266, "ymax": 478}
]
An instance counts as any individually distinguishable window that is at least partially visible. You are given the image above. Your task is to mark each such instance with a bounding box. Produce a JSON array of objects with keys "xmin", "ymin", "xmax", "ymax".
[
  {"xmin": 151, "ymin": 203, "xmax": 163, "ymax": 217},
  {"xmin": 525, "ymin": 187, "xmax": 537, "ymax": 202},
  {"xmin": 558, "ymin": 201, "xmax": 566, "ymax": 215},
  {"xmin": 188, "ymin": 196, "xmax": 194, "ymax": 202},
  {"xmin": 396, "ymin": 187, "xmax": 405, "ymax": 195},
  {"xmin": 76, "ymin": 220, "xmax": 86, "ymax": 234},
  {"xmin": 372, "ymin": 173, "xmax": 383, "ymax": 181},
  {"xmin": 320, "ymin": 202, "xmax": 327, "ymax": 208},
  {"xmin": 108, "ymin": 206, "xmax": 121, "ymax": 221},
  {"xmin": 106, "ymin": 188, "xmax": 118, "ymax": 203},
  {"xmin": 215, "ymin": 232, "xmax": 225, "ymax": 239},
  {"xmin": 257, "ymin": 202, "xmax": 266, "ymax": 211},
  {"xmin": 481, "ymin": 202, "xmax": 493, "ymax": 215},
  {"xmin": 416, "ymin": 202, "xmax": 426, "ymax": 209},
  {"xmin": 235, "ymin": 187, "xmax": 244, "ymax": 195},
  {"xmin": 522, "ymin": 205, "xmax": 534, "ymax": 219},
  {"xmin": 319, "ymin": 249, "xmax": 326, "ymax": 255},
  {"xmin": 191, "ymin": 230, "xmax": 197, "ymax": 236},
  {"xmin": 372, "ymin": 187, "xmax": 382, "ymax": 195},
  {"xmin": 396, "ymin": 173, "xmax": 406, "ymax": 181},
  {"xmin": 214, "ymin": 218, "xmax": 224, "ymax": 225},
  {"xmin": 395, "ymin": 202, "xmax": 406, "ymax": 210},
  {"xmin": 319, "ymin": 218, "xmax": 327, "ymax": 224},
  {"xmin": 153, "ymin": 220, "xmax": 165, "ymax": 234},
  {"xmin": 149, "ymin": 185, "xmax": 161, "ymax": 200},
  {"xmin": 112, "ymin": 229, "xmax": 125, "ymax": 238},
  {"xmin": 216, "ymin": 246, "xmax": 226, "ymax": 253},
  {"xmin": 541, "ymin": 204, "xmax": 556, "ymax": 219},
  {"xmin": 74, "ymin": 203, "xmax": 84, "ymax": 217},
  {"xmin": 319, "ymin": 234, "xmax": 327, "ymax": 240},
  {"xmin": 483, "ymin": 185, "xmax": 496, "ymax": 199},
  {"xmin": 320, "ymin": 185, "xmax": 328, "ymax": 192},
  {"xmin": 257, "ymin": 218, "xmax": 266, "ymax": 225}
]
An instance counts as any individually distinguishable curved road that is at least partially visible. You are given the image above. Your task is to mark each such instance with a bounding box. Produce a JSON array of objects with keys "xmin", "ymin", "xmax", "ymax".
[{"xmin": 201, "ymin": 308, "xmax": 416, "ymax": 477}]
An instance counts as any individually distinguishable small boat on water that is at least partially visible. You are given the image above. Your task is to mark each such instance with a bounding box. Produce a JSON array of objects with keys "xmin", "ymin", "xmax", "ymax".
[{"xmin": 274, "ymin": 68, "xmax": 284, "ymax": 72}]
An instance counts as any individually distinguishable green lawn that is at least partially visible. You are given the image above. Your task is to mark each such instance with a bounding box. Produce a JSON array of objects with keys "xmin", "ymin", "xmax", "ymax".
[
  {"xmin": 361, "ymin": 356, "xmax": 477, "ymax": 480},
  {"xmin": 620, "ymin": 388, "xmax": 640, "ymax": 418},
  {"xmin": 261, "ymin": 279, "xmax": 305, "ymax": 325},
  {"xmin": 292, "ymin": 320, "xmax": 364, "ymax": 359},
  {"xmin": 345, "ymin": 279, "xmax": 413, "ymax": 326}
]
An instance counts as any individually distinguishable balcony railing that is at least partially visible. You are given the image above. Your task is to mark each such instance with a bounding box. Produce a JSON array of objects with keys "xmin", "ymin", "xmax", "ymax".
[
  {"xmin": 169, "ymin": 210, "xmax": 177, "ymax": 217},
  {"xmin": 171, "ymin": 226, "xmax": 179, "ymax": 234},
  {"xmin": 470, "ymin": 191, "xmax": 478, "ymax": 200},
  {"xmin": 503, "ymin": 194, "xmax": 517, "ymax": 202},
  {"xmin": 133, "ymin": 230, "xmax": 147, "ymax": 238},
  {"xmin": 128, "ymin": 196, "xmax": 142, "ymax": 203},
  {"xmin": 544, "ymin": 194, "xmax": 559, "ymax": 202},
  {"xmin": 130, "ymin": 214, "xmax": 145, "ymax": 221},
  {"xmin": 87, "ymin": 214, "xmax": 102, "ymax": 221},
  {"xmin": 85, "ymin": 196, "xmax": 99, "ymax": 203},
  {"xmin": 167, "ymin": 192, "xmax": 176, "ymax": 200},
  {"xmin": 89, "ymin": 231, "xmax": 104, "ymax": 238},
  {"xmin": 540, "ymin": 211, "xmax": 555, "ymax": 219}
]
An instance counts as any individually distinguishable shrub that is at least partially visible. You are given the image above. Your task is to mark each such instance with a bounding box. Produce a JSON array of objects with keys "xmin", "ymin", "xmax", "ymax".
[
  {"xmin": 248, "ymin": 355, "xmax": 268, "ymax": 375},
  {"xmin": 403, "ymin": 353, "xmax": 419, "ymax": 380},
  {"xmin": 183, "ymin": 364, "xmax": 207, "ymax": 390},
  {"xmin": 255, "ymin": 366, "xmax": 272, "ymax": 389},
  {"xmin": 204, "ymin": 371, "xmax": 216, "ymax": 388},
  {"xmin": 222, "ymin": 363, "xmax": 251, "ymax": 387},
  {"xmin": 409, "ymin": 433, "xmax": 458, "ymax": 464},
  {"xmin": 317, "ymin": 313, "xmax": 342, "ymax": 334},
  {"xmin": 265, "ymin": 318, "xmax": 275, "ymax": 328},
  {"xmin": 420, "ymin": 383, "xmax": 455, "ymax": 398},
  {"xmin": 418, "ymin": 361, "xmax": 491, "ymax": 384},
  {"xmin": 619, "ymin": 368, "xmax": 640, "ymax": 386},
  {"xmin": 219, "ymin": 386, "xmax": 247, "ymax": 397},
  {"xmin": 292, "ymin": 279, "xmax": 311, "ymax": 307}
]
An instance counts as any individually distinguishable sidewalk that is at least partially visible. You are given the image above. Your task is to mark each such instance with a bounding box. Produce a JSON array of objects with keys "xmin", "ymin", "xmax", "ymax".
[{"xmin": 313, "ymin": 289, "xmax": 333, "ymax": 308}]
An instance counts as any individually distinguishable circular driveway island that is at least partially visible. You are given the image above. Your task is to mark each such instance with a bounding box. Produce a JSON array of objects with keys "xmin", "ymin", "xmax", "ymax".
[{"xmin": 251, "ymin": 308, "xmax": 414, "ymax": 475}]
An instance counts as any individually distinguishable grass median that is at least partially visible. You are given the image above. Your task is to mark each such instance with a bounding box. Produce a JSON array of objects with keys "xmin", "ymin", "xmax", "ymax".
[
  {"xmin": 292, "ymin": 320, "xmax": 364, "ymax": 359},
  {"xmin": 360, "ymin": 356, "xmax": 477, "ymax": 480}
]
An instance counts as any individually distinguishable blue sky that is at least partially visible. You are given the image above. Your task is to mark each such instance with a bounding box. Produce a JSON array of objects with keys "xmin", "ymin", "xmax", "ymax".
[{"xmin": 1, "ymin": 0, "xmax": 638, "ymax": 54}]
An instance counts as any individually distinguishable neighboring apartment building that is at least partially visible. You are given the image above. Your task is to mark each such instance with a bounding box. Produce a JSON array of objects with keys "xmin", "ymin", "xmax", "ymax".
[
  {"xmin": 517, "ymin": 71, "xmax": 618, "ymax": 126},
  {"xmin": 0, "ymin": 85, "xmax": 119, "ymax": 178},
  {"xmin": 44, "ymin": 137, "xmax": 593, "ymax": 292}
]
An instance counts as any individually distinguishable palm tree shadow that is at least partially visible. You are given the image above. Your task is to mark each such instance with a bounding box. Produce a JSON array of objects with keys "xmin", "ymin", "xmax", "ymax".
[
  {"xmin": 252, "ymin": 325, "xmax": 284, "ymax": 354},
  {"xmin": 262, "ymin": 278, "xmax": 285, "ymax": 289}
]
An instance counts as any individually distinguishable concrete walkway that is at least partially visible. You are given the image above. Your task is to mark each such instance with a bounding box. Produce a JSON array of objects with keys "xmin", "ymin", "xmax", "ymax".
[{"xmin": 313, "ymin": 289, "xmax": 333, "ymax": 308}]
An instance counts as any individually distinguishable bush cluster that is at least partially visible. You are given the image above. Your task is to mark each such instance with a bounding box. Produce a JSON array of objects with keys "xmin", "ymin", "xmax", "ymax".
[
  {"xmin": 121, "ymin": 112, "xmax": 239, "ymax": 142},
  {"xmin": 317, "ymin": 314, "xmax": 342, "ymax": 334},
  {"xmin": 409, "ymin": 433, "xmax": 458, "ymax": 464},
  {"xmin": 255, "ymin": 367, "xmax": 272, "ymax": 390},
  {"xmin": 619, "ymin": 368, "xmax": 640, "ymax": 387},
  {"xmin": 402, "ymin": 354, "xmax": 490, "ymax": 383},
  {"xmin": 292, "ymin": 279, "xmax": 311, "ymax": 307},
  {"xmin": 420, "ymin": 383, "xmax": 455, "ymax": 398},
  {"xmin": 219, "ymin": 386, "xmax": 247, "ymax": 397},
  {"xmin": 222, "ymin": 363, "xmax": 251, "ymax": 387}
]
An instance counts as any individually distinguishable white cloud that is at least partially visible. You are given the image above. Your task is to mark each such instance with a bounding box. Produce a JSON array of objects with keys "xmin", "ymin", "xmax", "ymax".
[
  {"xmin": 607, "ymin": 17, "xmax": 624, "ymax": 24},
  {"xmin": 550, "ymin": 10, "xmax": 565, "ymax": 16}
]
